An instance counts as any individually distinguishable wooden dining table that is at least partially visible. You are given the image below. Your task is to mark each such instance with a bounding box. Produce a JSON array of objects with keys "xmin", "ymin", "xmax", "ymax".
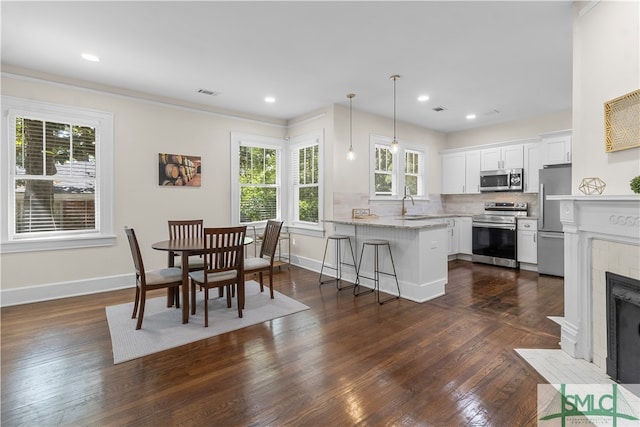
[{"xmin": 152, "ymin": 236, "xmax": 253, "ymax": 324}]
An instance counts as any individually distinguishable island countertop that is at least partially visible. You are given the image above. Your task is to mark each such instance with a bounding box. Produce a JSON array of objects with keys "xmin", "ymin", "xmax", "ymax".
[{"xmin": 324, "ymin": 214, "xmax": 464, "ymax": 230}]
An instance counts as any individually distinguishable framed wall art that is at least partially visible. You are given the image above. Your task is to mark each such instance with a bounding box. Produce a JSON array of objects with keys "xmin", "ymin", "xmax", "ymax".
[
  {"xmin": 605, "ymin": 89, "xmax": 640, "ymax": 152},
  {"xmin": 158, "ymin": 153, "xmax": 201, "ymax": 187}
]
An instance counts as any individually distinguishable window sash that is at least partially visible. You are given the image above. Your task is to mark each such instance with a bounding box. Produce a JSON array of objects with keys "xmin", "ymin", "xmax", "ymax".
[
  {"xmin": 2, "ymin": 96, "xmax": 114, "ymax": 252},
  {"xmin": 370, "ymin": 134, "xmax": 428, "ymax": 200},
  {"xmin": 291, "ymin": 142, "xmax": 320, "ymax": 225}
]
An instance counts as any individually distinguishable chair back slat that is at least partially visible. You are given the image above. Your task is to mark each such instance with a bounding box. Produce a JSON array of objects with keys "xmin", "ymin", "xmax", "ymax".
[
  {"xmin": 168, "ymin": 219, "xmax": 203, "ymax": 240},
  {"xmin": 203, "ymin": 226, "xmax": 246, "ymax": 279},
  {"xmin": 260, "ymin": 220, "xmax": 284, "ymax": 260}
]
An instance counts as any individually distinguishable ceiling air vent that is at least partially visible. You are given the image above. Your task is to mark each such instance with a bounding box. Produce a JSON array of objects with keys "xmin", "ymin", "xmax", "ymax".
[
  {"xmin": 197, "ymin": 89, "xmax": 219, "ymax": 96},
  {"xmin": 432, "ymin": 106, "xmax": 447, "ymax": 112}
]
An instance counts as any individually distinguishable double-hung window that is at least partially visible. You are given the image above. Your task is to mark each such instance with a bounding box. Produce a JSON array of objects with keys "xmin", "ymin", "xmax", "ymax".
[
  {"xmin": 1, "ymin": 96, "xmax": 114, "ymax": 253},
  {"xmin": 370, "ymin": 134, "xmax": 427, "ymax": 199},
  {"xmin": 231, "ymin": 131, "xmax": 323, "ymax": 235},
  {"xmin": 232, "ymin": 133, "xmax": 283, "ymax": 224},
  {"xmin": 290, "ymin": 131, "xmax": 323, "ymax": 227}
]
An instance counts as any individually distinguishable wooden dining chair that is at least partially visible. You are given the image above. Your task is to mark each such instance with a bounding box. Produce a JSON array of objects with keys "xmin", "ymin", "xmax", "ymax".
[
  {"xmin": 167, "ymin": 219, "xmax": 204, "ymax": 307},
  {"xmin": 167, "ymin": 219, "xmax": 205, "ymax": 270},
  {"xmin": 125, "ymin": 227, "xmax": 183, "ymax": 330},
  {"xmin": 244, "ymin": 220, "xmax": 283, "ymax": 299},
  {"xmin": 188, "ymin": 226, "xmax": 247, "ymax": 327}
]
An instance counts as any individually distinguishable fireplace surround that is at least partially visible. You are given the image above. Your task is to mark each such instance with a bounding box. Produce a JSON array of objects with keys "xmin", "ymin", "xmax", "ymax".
[{"xmin": 553, "ymin": 195, "xmax": 640, "ymax": 373}]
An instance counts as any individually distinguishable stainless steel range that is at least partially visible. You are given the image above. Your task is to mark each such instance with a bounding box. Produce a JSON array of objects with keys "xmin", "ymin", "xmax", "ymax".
[{"xmin": 472, "ymin": 201, "xmax": 528, "ymax": 268}]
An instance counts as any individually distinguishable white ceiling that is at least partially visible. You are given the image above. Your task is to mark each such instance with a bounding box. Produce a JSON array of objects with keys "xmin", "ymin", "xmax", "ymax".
[{"xmin": 1, "ymin": 1, "xmax": 574, "ymax": 133}]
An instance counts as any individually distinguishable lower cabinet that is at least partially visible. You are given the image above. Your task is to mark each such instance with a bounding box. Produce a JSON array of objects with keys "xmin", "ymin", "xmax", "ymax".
[
  {"xmin": 446, "ymin": 218, "xmax": 459, "ymax": 255},
  {"xmin": 517, "ymin": 219, "xmax": 538, "ymax": 264},
  {"xmin": 458, "ymin": 217, "xmax": 472, "ymax": 255},
  {"xmin": 446, "ymin": 216, "xmax": 472, "ymax": 258}
]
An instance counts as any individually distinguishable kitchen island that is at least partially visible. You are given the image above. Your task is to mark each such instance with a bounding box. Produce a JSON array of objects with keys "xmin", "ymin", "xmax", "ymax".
[{"xmin": 324, "ymin": 216, "xmax": 449, "ymax": 303}]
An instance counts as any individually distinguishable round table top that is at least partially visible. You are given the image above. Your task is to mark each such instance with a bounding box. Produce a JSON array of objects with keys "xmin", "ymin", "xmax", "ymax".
[{"xmin": 152, "ymin": 237, "xmax": 253, "ymax": 251}]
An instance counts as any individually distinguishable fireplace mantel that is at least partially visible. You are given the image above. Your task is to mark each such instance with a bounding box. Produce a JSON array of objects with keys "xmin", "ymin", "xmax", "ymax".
[{"xmin": 552, "ymin": 195, "xmax": 640, "ymax": 363}]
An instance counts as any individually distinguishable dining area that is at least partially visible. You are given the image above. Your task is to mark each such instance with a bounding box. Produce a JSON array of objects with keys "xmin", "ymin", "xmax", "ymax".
[{"xmin": 126, "ymin": 219, "xmax": 284, "ymax": 329}]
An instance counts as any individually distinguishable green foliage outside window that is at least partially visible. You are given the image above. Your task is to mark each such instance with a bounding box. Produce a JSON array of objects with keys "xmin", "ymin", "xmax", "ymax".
[{"xmin": 239, "ymin": 146, "xmax": 278, "ymax": 222}]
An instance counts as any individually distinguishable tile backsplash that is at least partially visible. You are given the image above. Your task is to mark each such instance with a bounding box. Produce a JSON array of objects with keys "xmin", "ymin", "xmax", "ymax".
[
  {"xmin": 333, "ymin": 192, "xmax": 539, "ymax": 218},
  {"xmin": 442, "ymin": 193, "xmax": 539, "ymax": 216}
]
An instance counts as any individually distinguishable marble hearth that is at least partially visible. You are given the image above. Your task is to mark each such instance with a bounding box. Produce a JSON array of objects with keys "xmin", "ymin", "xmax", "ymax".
[{"xmin": 553, "ymin": 195, "xmax": 640, "ymax": 373}]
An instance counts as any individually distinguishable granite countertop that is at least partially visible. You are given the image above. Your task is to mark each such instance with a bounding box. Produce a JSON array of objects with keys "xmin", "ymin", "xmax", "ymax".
[{"xmin": 325, "ymin": 216, "xmax": 449, "ymax": 230}]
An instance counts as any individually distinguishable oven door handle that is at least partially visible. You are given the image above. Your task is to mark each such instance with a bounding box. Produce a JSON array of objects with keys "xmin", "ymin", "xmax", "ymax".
[{"xmin": 472, "ymin": 222, "xmax": 516, "ymax": 231}]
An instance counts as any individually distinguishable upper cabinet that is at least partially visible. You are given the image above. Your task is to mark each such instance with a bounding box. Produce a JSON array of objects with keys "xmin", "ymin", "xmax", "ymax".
[
  {"xmin": 523, "ymin": 141, "xmax": 541, "ymax": 193},
  {"xmin": 541, "ymin": 130, "xmax": 572, "ymax": 166},
  {"xmin": 440, "ymin": 130, "xmax": 570, "ymax": 195},
  {"xmin": 441, "ymin": 150, "xmax": 481, "ymax": 194},
  {"xmin": 465, "ymin": 150, "xmax": 481, "ymax": 194},
  {"xmin": 441, "ymin": 152, "xmax": 465, "ymax": 194},
  {"xmin": 480, "ymin": 144, "xmax": 523, "ymax": 171}
]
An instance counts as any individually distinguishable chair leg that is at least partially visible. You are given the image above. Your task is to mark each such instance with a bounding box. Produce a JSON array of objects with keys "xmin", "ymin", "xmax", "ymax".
[
  {"xmin": 131, "ymin": 286, "xmax": 141, "ymax": 319},
  {"xmin": 174, "ymin": 286, "xmax": 180, "ymax": 309},
  {"xmin": 204, "ymin": 288, "xmax": 209, "ymax": 327},
  {"xmin": 167, "ymin": 287, "xmax": 174, "ymax": 307},
  {"xmin": 191, "ymin": 281, "xmax": 197, "ymax": 315},
  {"xmin": 136, "ymin": 292, "xmax": 146, "ymax": 330},
  {"xmin": 268, "ymin": 268, "xmax": 274, "ymax": 299},
  {"xmin": 226, "ymin": 285, "xmax": 232, "ymax": 308}
]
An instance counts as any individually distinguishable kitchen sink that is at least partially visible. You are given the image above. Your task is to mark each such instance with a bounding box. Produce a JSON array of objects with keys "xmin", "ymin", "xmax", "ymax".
[{"xmin": 399, "ymin": 214, "xmax": 435, "ymax": 220}]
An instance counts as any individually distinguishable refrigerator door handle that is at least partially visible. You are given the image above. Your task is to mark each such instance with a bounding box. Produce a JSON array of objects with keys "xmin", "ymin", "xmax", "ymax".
[
  {"xmin": 538, "ymin": 183, "xmax": 544, "ymax": 229},
  {"xmin": 538, "ymin": 231, "xmax": 564, "ymax": 239}
]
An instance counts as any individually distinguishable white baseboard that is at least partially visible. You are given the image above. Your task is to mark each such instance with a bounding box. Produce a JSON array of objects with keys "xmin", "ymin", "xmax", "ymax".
[
  {"xmin": 1, "ymin": 273, "xmax": 134, "ymax": 307},
  {"xmin": 0, "ymin": 257, "xmax": 321, "ymax": 307}
]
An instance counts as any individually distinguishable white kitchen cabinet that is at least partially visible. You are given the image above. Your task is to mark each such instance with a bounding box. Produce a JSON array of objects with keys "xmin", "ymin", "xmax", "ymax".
[
  {"xmin": 541, "ymin": 131, "xmax": 572, "ymax": 165},
  {"xmin": 465, "ymin": 150, "xmax": 481, "ymax": 194},
  {"xmin": 458, "ymin": 217, "xmax": 472, "ymax": 255},
  {"xmin": 441, "ymin": 152, "xmax": 466, "ymax": 194},
  {"xmin": 523, "ymin": 142, "xmax": 540, "ymax": 193},
  {"xmin": 441, "ymin": 151, "xmax": 481, "ymax": 194},
  {"xmin": 446, "ymin": 218, "xmax": 459, "ymax": 256},
  {"xmin": 480, "ymin": 144, "xmax": 523, "ymax": 171},
  {"xmin": 517, "ymin": 219, "xmax": 537, "ymax": 264}
]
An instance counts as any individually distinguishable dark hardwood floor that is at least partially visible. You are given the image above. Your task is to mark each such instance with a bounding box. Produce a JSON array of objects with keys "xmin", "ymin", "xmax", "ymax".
[{"xmin": 1, "ymin": 260, "xmax": 564, "ymax": 426}]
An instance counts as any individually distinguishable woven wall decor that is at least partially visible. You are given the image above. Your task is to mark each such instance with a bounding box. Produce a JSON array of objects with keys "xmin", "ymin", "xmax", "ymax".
[{"xmin": 605, "ymin": 89, "xmax": 640, "ymax": 152}]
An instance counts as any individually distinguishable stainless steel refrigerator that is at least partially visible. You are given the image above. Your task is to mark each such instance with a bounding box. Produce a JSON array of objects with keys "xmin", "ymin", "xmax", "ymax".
[{"xmin": 537, "ymin": 164, "xmax": 571, "ymax": 276}]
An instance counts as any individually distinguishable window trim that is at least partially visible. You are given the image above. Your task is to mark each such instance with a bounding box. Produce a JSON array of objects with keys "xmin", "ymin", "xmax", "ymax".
[
  {"xmin": 288, "ymin": 130, "xmax": 324, "ymax": 233},
  {"xmin": 230, "ymin": 131, "xmax": 324, "ymax": 238},
  {"xmin": 230, "ymin": 132, "xmax": 286, "ymax": 227},
  {"xmin": 369, "ymin": 134, "xmax": 429, "ymax": 201},
  {"xmin": 1, "ymin": 96, "xmax": 115, "ymax": 253}
]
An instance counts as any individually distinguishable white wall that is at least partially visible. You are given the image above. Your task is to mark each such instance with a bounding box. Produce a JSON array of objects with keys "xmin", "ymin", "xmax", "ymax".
[
  {"xmin": 572, "ymin": 1, "xmax": 640, "ymax": 195},
  {"xmin": 0, "ymin": 72, "xmax": 286, "ymax": 302},
  {"xmin": 446, "ymin": 110, "xmax": 572, "ymax": 149}
]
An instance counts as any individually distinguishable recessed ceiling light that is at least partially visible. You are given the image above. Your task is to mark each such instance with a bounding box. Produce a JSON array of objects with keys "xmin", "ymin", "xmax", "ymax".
[
  {"xmin": 81, "ymin": 53, "xmax": 100, "ymax": 62},
  {"xmin": 466, "ymin": 114, "xmax": 477, "ymax": 120},
  {"xmin": 417, "ymin": 95, "xmax": 429, "ymax": 102},
  {"xmin": 264, "ymin": 96, "xmax": 276, "ymax": 103}
]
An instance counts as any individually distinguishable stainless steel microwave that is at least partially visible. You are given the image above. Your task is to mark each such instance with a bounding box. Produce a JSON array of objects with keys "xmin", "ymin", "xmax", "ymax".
[{"xmin": 479, "ymin": 168, "xmax": 523, "ymax": 192}]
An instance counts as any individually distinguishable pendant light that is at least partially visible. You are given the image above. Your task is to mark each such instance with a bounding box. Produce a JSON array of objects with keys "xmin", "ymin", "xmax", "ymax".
[
  {"xmin": 390, "ymin": 74, "xmax": 400, "ymax": 154},
  {"xmin": 347, "ymin": 93, "xmax": 355, "ymax": 160}
]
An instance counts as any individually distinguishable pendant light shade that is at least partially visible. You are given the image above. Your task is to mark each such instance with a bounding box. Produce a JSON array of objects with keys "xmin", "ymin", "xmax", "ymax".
[
  {"xmin": 390, "ymin": 75, "xmax": 400, "ymax": 154},
  {"xmin": 347, "ymin": 93, "xmax": 355, "ymax": 160}
]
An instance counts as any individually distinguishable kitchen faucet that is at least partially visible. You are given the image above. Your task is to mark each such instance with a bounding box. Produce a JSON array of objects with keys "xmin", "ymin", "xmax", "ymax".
[{"xmin": 401, "ymin": 186, "xmax": 414, "ymax": 216}]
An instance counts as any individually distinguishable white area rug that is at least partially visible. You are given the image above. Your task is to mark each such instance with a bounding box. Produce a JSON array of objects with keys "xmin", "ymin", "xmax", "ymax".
[{"xmin": 106, "ymin": 280, "xmax": 309, "ymax": 364}]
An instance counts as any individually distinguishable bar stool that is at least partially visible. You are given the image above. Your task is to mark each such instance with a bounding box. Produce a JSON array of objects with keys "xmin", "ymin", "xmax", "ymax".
[
  {"xmin": 319, "ymin": 235, "xmax": 358, "ymax": 290},
  {"xmin": 354, "ymin": 239, "xmax": 400, "ymax": 304}
]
